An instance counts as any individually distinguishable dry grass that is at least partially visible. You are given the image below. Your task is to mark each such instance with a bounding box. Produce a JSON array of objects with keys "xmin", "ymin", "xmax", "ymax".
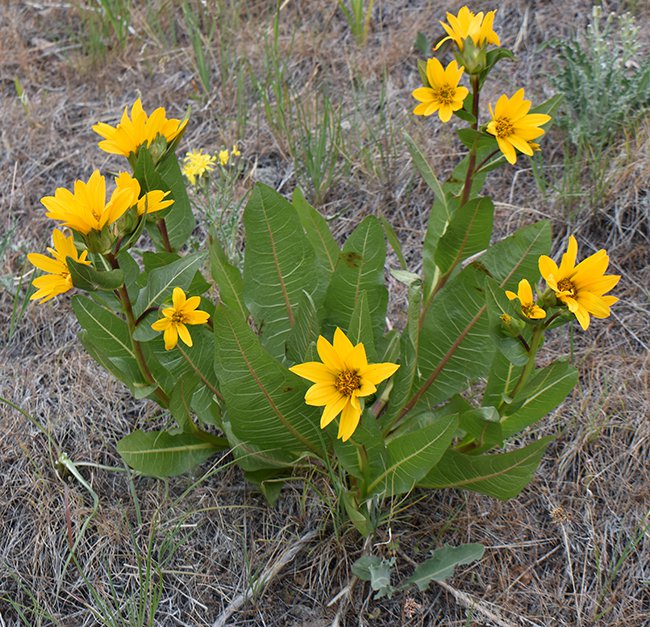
[{"xmin": 1, "ymin": 1, "xmax": 648, "ymax": 625}]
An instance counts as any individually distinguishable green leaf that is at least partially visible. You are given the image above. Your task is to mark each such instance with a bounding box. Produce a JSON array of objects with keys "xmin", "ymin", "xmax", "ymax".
[
  {"xmin": 153, "ymin": 149, "xmax": 195, "ymax": 249},
  {"xmin": 67, "ymin": 257, "xmax": 124, "ymax": 292},
  {"xmin": 531, "ymin": 94, "xmax": 563, "ymax": 117},
  {"xmin": 243, "ymin": 184, "xmax": 324, "ymax": 360},
  {"xmin": 132, "ymin": 252, "xmax": 204, "ymax": 318},
  {"xmin": 380, "ymin": 216, "xmax": 407, "ymax": 270},
  {"xmin": 352, "ymin": 556, "xmax": 396, "ymax": 599},
  {"xmin": 333, "ymin": 412, "xmax": 387, "ymax": 482},
  {"xmin": 292, "ymin": 187, "xmax": 339, "ymax": 275},
  {"xmin": 285, "ymin": 291, "xmax": 320, "ymax": 362},
  {"xmin": 457, "ymin": 408, "xmax": 503, "ymax": 453},
  {"xmin": 324, "ymin": 215, "xmax": 387, "ymax": 337},
  {"xmin": 348, "ymin": 290, "xmax": 376, "ymax": 361},
  {"xmin": 435, "ymin": 197, "xmax": 494, "ymax": 274},
  {"xmin": 117, "ymin": 430, "xmax": 219, "ymax": 477},
  {"xmin": 478, "ymin": 221, "xmax": 551, "ymax": 291},
  {"xmin": 408, "ymin": 266, "xmax": 493, "ymax": 414},
  {"xmin": 367, "ymin": 415, "xmax": 458, "ymax": 496},
  {"xmin": 482, "ymin": 350, "xmax": 523, "ymax": 409},
  {"xmin": 213, "ymin": 305, "xmax": 324, "ymax": 459},
  {"xmin": 209, "ymin": 235, "xmax": 248, "ymax": 320},
  {"xmin": 404, "ymin": 132, "xmax": 449, "ymax": 221},
  {"xmin": 418, "ymin": 436, "xmax": 554, "ymax": 499},
  {"xmin": 502, "ymin": 361, "xmax": 577, "ymax": 437},
  {"xmin": 405, "ymin": 543, "xmax": 485, "ymax": 590},
  {"xmin": 456, "ymin": 128, "xmax": 496, "ymax": 151}
]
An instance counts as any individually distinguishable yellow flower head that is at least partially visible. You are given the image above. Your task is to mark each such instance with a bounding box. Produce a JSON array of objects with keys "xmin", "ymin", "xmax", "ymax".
[
  {"xmin": 538, "ymin": 236, "xmax": 620, "ymax": 331},
  {"xmin": 506, "ymin": 279, "xmax": 546, "ymax": 320},
  {"xmin": 231, "ymin": 144, "xmax": 241, "ymax": 157},
  {"xmin": 151, "ymin": 287, "xmax": 210, "ymax": 350},
  {"xmin": 218, "ymin": 149, "xmax": 230, "ymax": 166},
  {"xmin": 486, "ymin": 88, "xmax": 551, "ymax": 165},
  {"xmin": 92, "ymin": 98, "xmax": 188, "ymax": 158},
  {"xmin": 182, "ymin": 149, "xmax": 217, "ymax": 185},
  {"xmin": 412, "ymin": 59, "xmax": 469, "ymax": 123},
  {"xmin": 41, "ymin": 170, "xmax": 135, "ymax": 235},
  {"xmin": 435, "ymin": 6, "xmax": 500, "ymax": 51},
  {"xmin": 114, "ymin": 171, "xmax": 174, "ymax": 216},
  {"xmin": 289, "ymin": 328, "xmax": 400, "ymax": 442},
  {"xmin": 28, "ymin": 229, "xmax": 91, "ymax": 303}
]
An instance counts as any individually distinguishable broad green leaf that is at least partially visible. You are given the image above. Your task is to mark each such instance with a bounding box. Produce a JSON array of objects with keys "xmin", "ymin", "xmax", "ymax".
[
  {"xmin": 213, "ymin": 305, "xmax": 324, "ymax": 459},
  {"xmin": 484, "ymin": 276, "xmax": 530, "ymax": 367},
  {"xmin": 117, "ymin": 430, "xmax": 219, "ymax": 477},
  {"xmin": 435, "ymin": 197, "xmax": 494, "ymax": 274},
  {"xmin": 348, "ymin": 290, "xmax": 376, "ymax": 361},
  {"xmin": 478, "ymin": 221, "xmax": 551, "ymax": 291},
  {"xmin": 153, "ymin": 149, "xmax": 195, "ymax": 249},
  {"xmin": 405, "ymin": 543, "xmax": 485, "ymax": 590},
  {"xmin": 324, "ymin": 215, "xmax": 387, "ymax": 337},
  {"xmin": 209, "ymin": 235, "xmax": 248, "ymax": 320},
  {"xmin": 169, "ymin": 373, "xmax": 199, "ymax": 432},
  {"xmin": 243, "ymin": 469, "xmax": 287, "ymax": 505},
  {"xmin": 132, "ymin": 252, "xmax": 204, "ymax": 318},
  {"xmin": 501, "ymin": 361, "xmax": 577, "ymax": 437},
  {"xmin": 67, "ymin": 257, "xmax": 124, "ymax": 292},
  {"xmin": 367, "ymin": 415, "xmax": 458, "ymax": 496},
  {"xmin": 457, "ymin": 408, "xmax": 503, "ymax": 453},
  {"xmin": 285, "ymin": 291, "xmax": 320, "ymax": 362},
  {"xmin": 407, "ymin": 266, "xmax": 493, "ymax": 415},
  {"xmin": 292, "ymin": 188, "xmax": 339, "ymax": 274},
  {"xmin": 418, "ymin": 436, "xmax": 554, "ymax": 499},
  {"xmin": 381, "ymin": 278, "xmax": 422, "ymax": 428},
  {"xmin": 482, "ymin": 350, "xmax": 523, "ymax": 409},
  {"xmin": 243, "ymin": 184, "xmax": 323, "ymax": 359},
  {"xmin": 342, "ymin": 490, "xmax": 375, "ymax": 537},
  {"xmin": 380, "ymin": 216, "xmax": 407, "ymax": 270}
]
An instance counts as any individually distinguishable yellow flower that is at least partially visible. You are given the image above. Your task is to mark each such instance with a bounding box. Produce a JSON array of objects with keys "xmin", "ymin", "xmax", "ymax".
[
  {"xmin": 28, "ymin": 229, "xmax": 91, "ymax": 303},
  {"xmin": 289, "ymin": 328, "xmax": 400, "ymax": 442},
  {"xmin": 538, "ymin": 236, "xmax": 620, "ymax": 330},
  {"xmin": 486, "ymin": 88, "xmax": 551, "ymax": 165},
  {"xmin": 218, "ymin": 149, "xmax": 229, "ymax": 166},
  {"xmin": 182, "ymin": 150, "xmax": 217, "ymax": 185},
  {"xmin": 114, "ymin": 171, "xmax": 174, "ymax": 216},
  {"xmin": 41, "ymin": 170, "xmax": 134, "ymax": 235},
  {"xmin": 435, "ymin": 6, "xmax": 500, "ymax": 51},
  {"xmin": 92, "ymin": 98, "xmax": 188, "ymax": 158},
  {"xmin": 506, "ymin": 279, "xmax": 546, "ymax": 320},
  {"xmin": 231, "ymin": 144, "xmax": 241, "ymax": 157},
  {"xmin": 151, "ymin": 287, "xmax": 210, "ymax": 350},
  {"xmin": 412, "ymin": 59, "xmax": 469, "ymax": 122}
]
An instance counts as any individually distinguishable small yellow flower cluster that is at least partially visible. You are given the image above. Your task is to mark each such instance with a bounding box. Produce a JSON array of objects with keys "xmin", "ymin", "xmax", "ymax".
[
  {"xmin": 151, "ymin": 287, "xmax": 210, "ymax": 350},
  {"xmin": 29, "ymin": 99, "xmax": 180, "ymax": 303},
  {"xmin": 182, "ymin": 144, "xmax": 241, "ymax": 186},
  {"xmin": 412, "ymin": 6, "xmax": 551, "ymax": 165},
  {"xmin": 507, "ymin": 236, "xmax": 620, "ymax": 331}
]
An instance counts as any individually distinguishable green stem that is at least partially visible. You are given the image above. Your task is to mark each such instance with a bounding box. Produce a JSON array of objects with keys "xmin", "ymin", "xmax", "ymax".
[
  {"xmin": 459, "ymin": 74, "xmax": 481, "ymax": 207},
  {"xmin": 499, "ymin": 324, "xmax": 545, "ymax": 414},
  {"xmin": 106, "ymin": 252, "xmax": 170, "ymax": 406}
]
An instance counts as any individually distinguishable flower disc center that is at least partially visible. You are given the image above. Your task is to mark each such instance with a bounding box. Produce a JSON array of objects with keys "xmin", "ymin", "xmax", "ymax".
[
  {"xmin": 556, "ymin": 278, "xmax": 576, "ymax": 296},
  {"xmin": 494, "ymin": 116, "xmax": 514, "ymax": 138},
  {"xmin": 335, "ymin": 370, "xmax": 361, "ymax": 397},
  {"xmin": 171, "ymin": 311, "xmax": 185, "ymax": 324},
  {"xmin": 433, "ymin": 85, "xmax": 456, "ymax": 106}
]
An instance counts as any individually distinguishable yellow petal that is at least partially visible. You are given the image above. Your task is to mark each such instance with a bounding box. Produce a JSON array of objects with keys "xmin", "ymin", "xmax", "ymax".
[
  {"xmin": 505, "ymin": 290, "xmax": 518, "ymax": 301},
  {"xmin": 163, "ymin": 325, "xmax": 178, "ymax": 350},
  {"xmin": 344, "ymin": 343, "xmax": 368, "ymax": 372},
  {"xmin": 359, "ymin": 362, "xmax": 400, "ymax": 385},
  {"xmin": 184, "ymin": 310, "xmax": 210, "ymax": 325},
  {"xmin": 177, "ymin": 323, "xmax": 193, "ymax": 347},
  {"xmin": 573, "ymin": 306, "xmax": 590, "ymax": 331},
  {"xmin": 317, "ymin": 335, "xmax": 345, "ymax": 371},
  {"xmin": 172, "ymin": 287, "xmax": 186, "ymax": 310},
  {"xmin": 320, "ymin": 395, "xmax": 347, "ymax": 428},
  {"xmin": 337, "ymin": 400, "xmax": 362, "ymax": 442},
  {"xmin": 558, "ymin": 236, "xmax": 578, "ymax": 275},
  {"xmin": 151, "ymin": 317, "xmax": 171, "ymax": 331},
  {"xmin": 305, "ymin": 382, "xmax": 338, "ymax": 406},
  {"xmin": 289, "ymin": 362, "xmax": 336, "ymax": 384},
  {"xmin": 518, "ymin": 279, "xmax": 534, "ymax": 305},
  {"xmin": 538, "ymin": 255, "xmax": 559, "ymax": 281},
  {"xmin": 496, "ymin": 137, "xmax": 517, "ymax": 164}
]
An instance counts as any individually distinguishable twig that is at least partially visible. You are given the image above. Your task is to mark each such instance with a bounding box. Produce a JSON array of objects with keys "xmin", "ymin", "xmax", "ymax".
[
  {"xmin": 436, "ymin": 579, "xmax": 524, "ymax": 627},
  {"xmin": 212, "ymin": 529, "xmax": 318, "ymax": 627}
]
